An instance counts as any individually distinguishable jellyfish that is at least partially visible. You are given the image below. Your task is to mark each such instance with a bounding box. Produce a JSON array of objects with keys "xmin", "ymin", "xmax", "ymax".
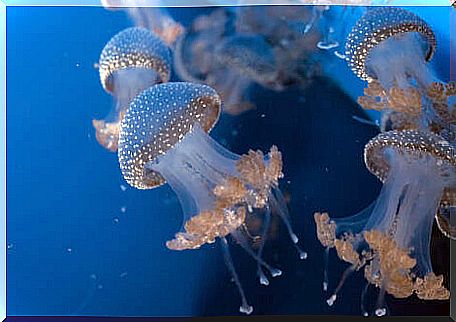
[
  {"xmin": 346, "ymin": 7, "xmax": 455, "ymax": 138},
  {"xmin": 93, "ymin": 27, "xmax": 171, "ymax": 152},
  {"xmin": 173, "ymin": 8, "xmax": 257, "ymax": 116},
  {"xmin": 172, "ymin": 8, "xmax": 228, "ymax": 85},
  {"xmin": 117, "ymin": 82, "xmax": 305, "ymax": 314},
  {"xmin": 314, "ymin": 129, "xmax": 455, "ymax": 316},
  {"xmin": 100, "ymin": 0, "xmax": 184, "ymax": 47},
  {"xmin": 233, "ymin": 6, "xmax": 322, "ymax": 87}
]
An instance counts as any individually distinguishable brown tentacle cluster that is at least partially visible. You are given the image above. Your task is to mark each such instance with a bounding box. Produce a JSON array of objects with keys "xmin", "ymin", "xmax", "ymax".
[
  {"xmin": 166, "ymin": 146, "xmax": 284, "ymax": 251},
  {"xmin": 92, "ymin": 111, "xmax": 125, "ymax": 152},
  {"xmin": 426, "ymin": 82, "xmax": 456, "ymax": 139},
  {"xmin": 357, "ymin": 81, "xmax": 421, "ymax": 131},
  {"xmin": 314, "ymin": 213, "xmax": 450, "ymax": 300}
]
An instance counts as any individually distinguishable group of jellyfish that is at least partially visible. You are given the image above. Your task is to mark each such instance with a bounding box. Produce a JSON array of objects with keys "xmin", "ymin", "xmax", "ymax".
[{"xmin": 92, "ymin": 4, "xmax": 455, "ymax": 316}]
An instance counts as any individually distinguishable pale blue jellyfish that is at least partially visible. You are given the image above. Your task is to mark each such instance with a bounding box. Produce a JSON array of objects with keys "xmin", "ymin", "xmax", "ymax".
[
  {"xmin": 314, "ymin": 129, "xmax": 455, "ymax": 316},
  {"xmin": 93, "ymin": 27, "xmax": 171, "ymax": 151},
  {"xmin": 345, "ymin": 7, "xmax": 455, "ymax": 140},
  {"xmin": 117, "ymin": 82, "xmax": 305, "ymax": 314}
]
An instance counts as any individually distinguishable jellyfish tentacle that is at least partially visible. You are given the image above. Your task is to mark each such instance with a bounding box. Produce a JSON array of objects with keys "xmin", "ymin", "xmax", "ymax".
[
  {"xmin": 270, "ymin": 188, "xmax": 307, "ymax": 259},
  {"xmin": 255, "ymin": 206, "xmax": 272, "ymax": 286},
  {"xmin": 221, "ymin": 237, "xmax": 253, "ymax": 315},
  {"xmin": 374, "ymin": 287, "xmax": 387, "ymax": 317},
  {"xmin": 323, "ymin": 246, "xmax": 330, "ymax": 292},
  {"xmin": 326, "ymin": 264, "xmax": 357, "ymax": 307},
  {"xmin": 360, "ymin": 282, "xmax": 371, "ymax": 317},
  {"xmin": 231, "ymin": 230, "xmax": 282, "ymax": 278}
]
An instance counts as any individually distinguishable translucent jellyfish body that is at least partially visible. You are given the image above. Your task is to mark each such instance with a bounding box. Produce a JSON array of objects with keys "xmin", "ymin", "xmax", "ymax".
[
  {"xmin": 347, "ymin": 7, "xmax": 455, "ymax": 144},
  {"xmin": 314, "ymin": 129, "xmax": 455, "ymax": 316},
  {"xmin": 173, "ymin": 9, "xmax": 257, "ymax": 116},
  {"xmin": 93, "ymin": 27, "xmax": 171, "ymax": 152},
  {"xmin": 233, "ymin": 6, "xmax": 321, "ymax": 88},
  {"xmin": 118, "ymin": 82, "xmax": 305, "ymax": 314},
  {"xmin": 100, "ymin": 0, "xmax": 184, "ymax": 46}
]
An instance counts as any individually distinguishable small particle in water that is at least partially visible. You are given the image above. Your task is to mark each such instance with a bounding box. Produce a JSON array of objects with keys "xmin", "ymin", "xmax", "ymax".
[
  {"xmin": 260, "ymin": 114, "xmax": 266, "ymax": 118},
  {"xmin": 97, "ymin": 284, "xmax": 103, "ymax": 290},
  {"xmin": 93, "ymin": 63, "xmax": 99, "ymax": 69},
  {"xmin": 75, "ymin": 63, "xmax": 80, "ymax": 68},
  {"xmin": 298, "ymin": 96, "xmax": 306, "ymax": 103},
  {"xmin": 231, "ymin": 129, "xmax": 238, "ymax": 137},
  {"xmin": 287, "ymin": 180, "xmax": 291, "ymax": 184},
  {"xmin": 325, "ymin": 167, "xmax": 329, "ymax": 173},
  {"xmin": 317, "ymin": 41, "xmax": 339, "ymax": 50},
  {"xmin": 334, "ymin": 51, "xmax": 346, "ymax": 59},
  {"xmin": 120, "ymin": 272, "xmax": 128, "ymax": 278},
  {"xmin": 89, "ymin": 274, "xmax": 97, "ymax": 280},
  {"xmin": 67, "ymin": 247, "xmax": 73, "ymax": 253},
  {"xmin": 7, "ymin": 243, "xmax": 13, "ymax": 250},
  {"xmin": 120, "ymin": 206, "xmax": 127, "ymax": 213},
  {"xmin": 113, "ymin": 217, "xmax": 120, "ymax": 224},
  {"xmin": 120, "ymin": 185, "xmax": 127, "ymax": 192}
]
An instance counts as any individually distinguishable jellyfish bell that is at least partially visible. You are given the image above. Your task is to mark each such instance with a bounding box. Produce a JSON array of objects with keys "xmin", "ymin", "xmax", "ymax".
[
  {"xmin": 93, "ymin": 27, "xmax": 172, "ymax": 152},
  {"xmin": 118, "ymin": 82, "xmax": 305, "ymax": 314},
  {"xmin": 345, "ymin": 7, "xmax": 436, "ymax": 90},
  {"xmin": 314, "ymin": 129, "xmax": 455, "ymax": 316}
]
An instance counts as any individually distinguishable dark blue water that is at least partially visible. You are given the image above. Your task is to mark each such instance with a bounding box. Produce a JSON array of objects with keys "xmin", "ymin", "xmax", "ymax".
[{"xmin": 6, "ymin": 5, "xmax": 450, "ymax": 317}]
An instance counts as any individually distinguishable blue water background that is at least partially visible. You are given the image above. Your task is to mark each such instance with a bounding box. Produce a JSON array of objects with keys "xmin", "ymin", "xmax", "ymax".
[{"xmin": 6, "ymin": 5, "xmax": 451, "ymax": 317}]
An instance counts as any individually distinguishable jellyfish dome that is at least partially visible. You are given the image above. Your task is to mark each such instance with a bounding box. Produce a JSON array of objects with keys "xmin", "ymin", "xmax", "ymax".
[
  {"xmin": 99, "ymin": 26, "xmax": 171, "ymax": 94},
  {"xmin": 314, "ymin": 129, "xmax": 455, "ymax": 316},
  {"xmin": 118, "ymin": 82, "xmax": 305, "ymax": 314},
  {"xmin": 93, "ymin": 27, "xmax": 172, "ymax": 152},
  {"xmin": 345, "ymin": 7, "xmax": 436, "ymax": 88}
]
